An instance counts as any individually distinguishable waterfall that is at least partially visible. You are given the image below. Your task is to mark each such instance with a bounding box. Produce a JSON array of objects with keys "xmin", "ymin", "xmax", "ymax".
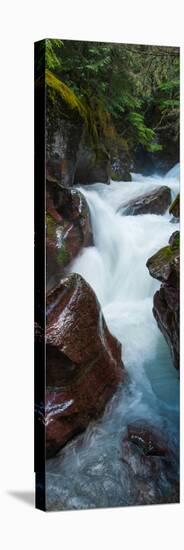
[{"xmin": 46, "ymin": 167, "xmax": 179, "ymax": 510}]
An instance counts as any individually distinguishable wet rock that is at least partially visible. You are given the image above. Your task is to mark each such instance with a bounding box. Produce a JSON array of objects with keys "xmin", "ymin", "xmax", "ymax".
[
  {"xmin": 169, "ymin": 230, "xmax": 180, "ymax": 249},
  {"xmin": 146, "ymin": 231, "xmax": 179, "ymax": 288},
  {"xmin": 126, "ymin": 422, "xmax": 169, "ymax": 457},
  {"xmin": 46, "ymin": 88, "xmax": 84, "ymax": 186},
  {"xmin": 74, "ymin": 144, "xmax": 111, "ymax": 185},
  {"xmin": 153, "ymin": 287, "xmax": 179, "ymax": 370},
  {"xmin": 132, "ymin": 146, "xmax": 179, "ymax": 177},
  {"xmin": 46, "ymin": 273, "xmax": 124, "ymax": 457},
  {"xmin": 122, "ymin": 439, "xmax": 165, "ymax": 479},
  {"xmin": 146, "ymin": 232, "xmax": 179, "ymax": 369},
  {"xmin": 111, "ymin": 145, "xmax": 131, "ymax": 182},
  {"xmin": 121, "ymin": 423, "xmax": 178, "ymax": 504},
  {"xmin": 169, "ymin": 193, "xmax": 180, "ymax": 221},
  {"xmin": 121, "ymin": 437, "xmax": 173, "ymax": 496},
  {"xmin": 118, "ymin": 186, "xmax": 171, "ymax": 216},
  {"xmin": 46, "ymin": 180, "xmax": 92, "ymax": 289}
]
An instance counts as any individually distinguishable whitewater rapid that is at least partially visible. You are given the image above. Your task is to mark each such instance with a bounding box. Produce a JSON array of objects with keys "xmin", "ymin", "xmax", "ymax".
[{"xmin": 46, "ymin": 164, "xmax": 180, "ymax": 510}]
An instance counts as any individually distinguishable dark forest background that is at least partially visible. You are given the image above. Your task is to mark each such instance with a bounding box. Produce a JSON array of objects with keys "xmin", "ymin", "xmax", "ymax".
[{"xmin": 36, "ymin": 39, "xmax": 179, "ymax": 185}]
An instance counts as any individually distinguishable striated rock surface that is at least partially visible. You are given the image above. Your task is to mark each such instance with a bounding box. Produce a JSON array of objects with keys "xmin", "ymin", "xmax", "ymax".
[
  {"xmin": 46, "ymin": 273, "xmax": 124, "ymax": 457},
  {"xmin": 118, "ymin": 186, "xmax": 171, "ymax": 216},
  {"xmin": 146, "ymin": 231, "xmax": 179, "ymax": 369},
  {"xmin": 46, "ymin": 180, "xmax": 92, "ymax": 289}
]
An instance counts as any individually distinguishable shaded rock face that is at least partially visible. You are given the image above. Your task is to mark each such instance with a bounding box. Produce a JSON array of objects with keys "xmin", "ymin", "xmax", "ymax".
[
  {"xmin": 74, "ymin": 145, "xmax": 111, "ymax": 185},
  {"xmin": 46, "ymin": 90, "xmax": 132, "ymax": 187},
  {"xmin": 46, "ymin": 96, "xmax": 84, "ymax": 187},
  {"xmin": 132, "ymin": 145, "xmax": 179, "ymax": 177},
  {"xmin": 153, "ymin": 287, "xmax": 179, "ymax": 370},
  {"xmin": 118, "ymin": 186, "xmax": 171, "ymax": 216},
  {"xmin": 169, "ymin": 193, "xmax": 180, "ymax": 221},
  {"xmin": 111, "ymin": 145, "xmax": 131, "ymax": 182},
  {"xmin": 46, "ymin": 273, "xmax": 124, "ymax": 457},
  {"xmin": 146, "ymin": 231, "xmax": 179, "ymax": 369},
  {"xmin": 131, "ymin": 145, "xmax": 157, "ymax": 175},
  {"xmin": 46, "ymin": 180, "xmax": 92, "ymax": 290}
]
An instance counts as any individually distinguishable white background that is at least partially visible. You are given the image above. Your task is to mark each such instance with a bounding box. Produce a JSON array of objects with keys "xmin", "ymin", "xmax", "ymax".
[{"xmin": 0, "ymin": 1, "xmax": 183, "ymax": 548}]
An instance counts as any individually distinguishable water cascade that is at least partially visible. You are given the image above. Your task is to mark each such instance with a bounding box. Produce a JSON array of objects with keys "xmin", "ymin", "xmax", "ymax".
[{"xmin": 46, "ymin": 164, "xmax": 179, "ymax": 510}]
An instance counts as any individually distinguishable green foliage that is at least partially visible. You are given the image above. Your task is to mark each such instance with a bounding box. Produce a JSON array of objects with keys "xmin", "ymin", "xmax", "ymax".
[
  {"xmin": 127, "ymin": 112, "xmax": 162, "ymax": 152},
  {"xmin": 46, "ymin": 69, "xmax": 112, "ymax": 150},
  {"xmin": 45, "ymin": 39, "xmax": 63, "ymax": 70},
  {"xmin": 155, "ymin": 70, "xmax": 180, "ymax": 143},
  {"xmin": 46, "ymin": 69, "xmax": 87, "ymax": 120},
  {"xmin": 45, "ymin": 39, "xmax": 179, "ymax": 158}
]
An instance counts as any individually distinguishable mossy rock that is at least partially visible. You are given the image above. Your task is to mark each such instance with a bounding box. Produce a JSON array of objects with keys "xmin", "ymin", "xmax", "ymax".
[
  {"xmin": 46, "ymin": 213, "xmax": 56, "ymax": 240},
  {"xmin": 147, "ymin": 232, "xmax": 179, "ymax": 369},
  {"xmin": 74, "ymin": 144, "xmax": 111, "ymax": 185},
  {"xmin": 169, "ymin": 193, "xmax": 180, "ymax": 219},
  {"xmin": 169, "ymin": 230, "xmax": 180, "ymax": 250},
  {"xmin": 146, "ymin": 231, "xmax": 179, "ymax": 288}
]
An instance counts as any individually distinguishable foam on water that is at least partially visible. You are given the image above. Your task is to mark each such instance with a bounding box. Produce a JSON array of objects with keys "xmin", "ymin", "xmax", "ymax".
[{"xmin": 46, "ymin": 167, "xmax": 179, "ymax": 510}]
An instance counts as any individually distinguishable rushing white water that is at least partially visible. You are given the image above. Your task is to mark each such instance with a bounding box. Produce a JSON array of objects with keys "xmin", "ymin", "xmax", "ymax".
[{"xmin": 46, "ymin": 165, "xmax": 179, "ymax": 510}]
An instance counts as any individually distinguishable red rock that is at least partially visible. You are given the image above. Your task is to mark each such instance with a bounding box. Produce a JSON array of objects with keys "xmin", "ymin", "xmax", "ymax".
[
  {"xmin": 153, "ymin": 286, "xmax": 179, "ymax": 369},
  {"xmin": 46, "ymin": 181, "xmax": 92, "ymax": 289},
  {"xmin": 147, "ymin": 232, "xmax": 179, "ymax": 369},
  {"xmin": 46, "ymin": 273, "xmax": 124, "ymax": 457}
]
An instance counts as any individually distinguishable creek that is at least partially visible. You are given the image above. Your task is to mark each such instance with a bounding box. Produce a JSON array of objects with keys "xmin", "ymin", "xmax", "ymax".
[{"xmin": 46, "ymin": 164, "xmax": 179, "ymax": 510}]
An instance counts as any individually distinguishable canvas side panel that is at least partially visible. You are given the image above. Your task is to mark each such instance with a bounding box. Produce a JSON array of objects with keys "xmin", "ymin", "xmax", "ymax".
[{"xmin": 34, "ymin": 39, "xmax": 46, "ymax": 511}]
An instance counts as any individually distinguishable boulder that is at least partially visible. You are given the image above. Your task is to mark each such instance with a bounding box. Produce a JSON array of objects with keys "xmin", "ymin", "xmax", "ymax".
[
  {"xmin": 153, "ymin": 287, "xmax": 179, "ymax": 369},
  {"xmin": 110, "ymin": 143, "xmax": 131, "ymax": 182},
  {"xmin": 125, "ymin": 422, "xmax": 170, "ymax": 457},
  {"xmin": 121, "ymin": 422, "xmax": 179, "ymax": 504},
  {"xmin": 118, "ymin": 186, "xmax": 171, "ymax": 216},
  {"xmin": 146, "ymin": 231, "xmax": 179, "ymax": 288},
  {"xmin": 169, "ymin": 193, "xmax": 180, "ymax": 220},
  {"xmin": 46, "ymin": 273, "xmax": 124, "ymax": 457},
  {"xmin": 146, "ymin": 232, "xmax": 179, "ymax": 369},
  {"xmin": 74, "ymin": 144, "xmax": 111, "ymax": 185},
  {"xmin": 46, "ymin": 180, "xmax": 92, "ymax": 289}
]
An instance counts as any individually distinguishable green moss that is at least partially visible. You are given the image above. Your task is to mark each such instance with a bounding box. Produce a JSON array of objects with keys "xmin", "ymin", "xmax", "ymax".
[
  {"xmin": 153, "ymin": 245, "xmax": 173, "ymax": 262},
  {"xmin": 46, "ymin": 69, "xmax": 87, "ymax": 121},
  {"xmin": 148, "ymin": 238, "xmax": 179, "ymax": 270},
  {"xmin": 46, "ymin": 70, "xmax": 121, "ymax": 155},
  {"xmin": 57, "ymin": 243, "xmax": 70, "ymax": 266},
  {"xmin": 170, "ymin": 231, "xmax": 180, "ymax": 250},
  {"xmin": 46, "ymin": 213, "xmax": 56, "ymax": 239}
]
